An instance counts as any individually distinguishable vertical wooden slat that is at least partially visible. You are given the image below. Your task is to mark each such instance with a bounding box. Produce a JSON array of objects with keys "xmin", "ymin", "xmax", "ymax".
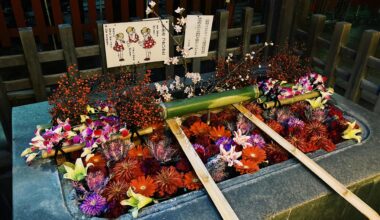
[
  {"xmin": 11, "ymin": 0, "xmax": 26, "ymax": 27},
  {"xmin": 180, "ymin": 0, "xmax": 188, "ymax": 8},
  {"xmin": 31, "ymin": 0, "xmax": 49, "ymax": 44},
  {"xmin": 120, "ymin": 0, "xmax": 129, "ymax": 21},
  {"xmin": 0, "ymin": 76, "xmax": 11, "ymax": 145},
  {"xmin": 275, "ymin": 0, "xmax": 297, "ymax": 48},
  {"xmin": 264, "ymin": 0, "xmax": 275, "ymax": 59},
  {"xmin": 59, "ymin": 24, "xmax": 78, "ymax": 69},
  {"xmin": 226, "ymin": 1, "xmax": 235, "ymax": 27},
  {"xmin": 88, "ymin": 0, "xmax": 98, "ymax": 42},
  {"xmin": 166, "ymin": 0, "xmax": 173, "ymax": 15},
  {"xmin": 216, "ymin": 9, "xmax": 229, "ymax": 59},
  {"xmin": 346, "ymin": 30, "xmax": 380, "ymax": 101},
  {"xmin": 136, "ymin": 1, "xmax": 144, "ymax": 18},
  {"xmin": 70, "ymin": 0, "xmax": 84, "ymax": 46},
  {"xmin": 241, "ymin": 7, "xmax": 253, "ymax": 55},
  {"xmin": 105, "ymin": 0, "xmax": 114, "ymax": 22},
  {"xmin": 0, "ymin": 5, "xmax": 11, "ymax": 47},
  {"xmin": 192, "ymin": 0, "xmax": 201, "ymax": 12},
  {"xmin": 51, "ymin": 0, "xmax": 64, "ymax": 25},
  {"xmin": 205, "ymin": 1, "xmax": 212, "ymax": 15},
  {"xmin": 19, "ymin": 27, "xmax": 47, "ymax": 101},
  {"xmin": 165, "ymin": 15, "xmax": 174, "ymax": 79},
  {"xmin": 97, "ymin": 20, "xmax": 108, "ymax": 74},
  {"xmin": 306, "ymin": 14, "xmax": 326, "ymax": 57},
  {"xmin": 325, "ymin": 22, "xmax": 351, "ymax": 87},
  {"xmin": 289, "ymin": 0, "xmax": 310, "ymax": 45}
]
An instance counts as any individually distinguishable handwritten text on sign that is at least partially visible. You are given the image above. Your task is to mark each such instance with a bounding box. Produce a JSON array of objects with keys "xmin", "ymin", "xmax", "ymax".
[
  {"xmin": 103, "ymin": 19, "xmax": 169, "ymax": 68},
  {"xmin": 184, "ymin": 15, "xmax": 214, "ymax": 58}
]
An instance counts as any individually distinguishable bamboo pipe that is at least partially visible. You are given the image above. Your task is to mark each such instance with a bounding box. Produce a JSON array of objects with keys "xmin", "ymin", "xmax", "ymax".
[
  {"xmin": 166, "ymin": 118, "xmax": 239, "ymax": 220},
  {"xmin": 162, "ymin": 85, "xmax": 261, "ymax": 119},
  {"xmin": 233, "ymin": 103, "xmax": 380, "ymax": 220},
  {"xmin": 262, "ymin": 91, "xmax": 321, "ymax": 109},
  {"xmin": 41, "ymin": 127, "xmax": 154, "ymax": 158}
]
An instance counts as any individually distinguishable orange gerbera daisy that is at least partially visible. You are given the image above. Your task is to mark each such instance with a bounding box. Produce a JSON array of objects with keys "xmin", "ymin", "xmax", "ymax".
[
  {"xmin": 235, "ymin": 159, "xmax": 260, "ymax": 174},
  {"xmin": 242, "ymin": 147, "xmax": 266, "ymax": 164},
  {"xmin": 130, "ymin": 176, "xmax": 157, "ymax": 197},
  {"xmin": 209, "ymin": 126, "xmax": 231, "ymax": 140},
  {"xmin": 184, "ymin": 171, "xmax": 202, "ymax": 190},
  {"xmin": 128, "ymin": 145, "xmax": 152, "ymax": 160},
  {"xmin": 154, "ymin": 166, "xmax": 183, "ymax": 197},
  {"xmin": 112, "ymin": 158, "xmax": 144, "ymax": 182},
  {"xmin": 189, "ymin": 121, "xmax": 210, "ymax": 136}
]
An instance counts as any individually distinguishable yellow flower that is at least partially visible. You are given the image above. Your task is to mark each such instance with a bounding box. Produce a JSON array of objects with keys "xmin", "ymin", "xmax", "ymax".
[
  {"xmin": 306, "ymin": 97, "xmax": 327, "ymax": 109},
  {"xmin": 342, "ymin": 121, "xmax": 362, "ymax": 143},
  {"xmin": 63, "ymin": 158, "xmax": 92, "ymax": 181},
  {"xmin": 120, "ymin": 187, "xmax": 153, "ymax": 218},
  {"xmin": 86, "ymin": 105, "xmax": 95, "ymax": 114},
  {"xmin": 80, "ymin": 115, "xmax": 89, "ymax": 123}
]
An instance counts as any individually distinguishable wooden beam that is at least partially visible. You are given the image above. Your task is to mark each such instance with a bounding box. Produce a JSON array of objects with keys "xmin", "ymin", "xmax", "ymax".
[
  {"xmin": 241, "ymin": 7, "xmax": 254, "ymax": 55},
  {"xmin": 216, "ymin": 9, "xmax": 229, "ymax": 59},
  {"xmin": 19, "ymin": 27, "xmax": 47, "ymax": 101},
  {"xmin": 97, "ymin": 21, "xmax": 108, "ymax": 74},
  {"xmin": 59, "ymin": 24, "xmax": 78, "ymax": 69},
  {"xmin": 233, "ymin": 103, "xmax": 380, "ymax": 220},
  {"xmin": 166, "ymin": 118, "xmax": 239, "ymax": 220}
]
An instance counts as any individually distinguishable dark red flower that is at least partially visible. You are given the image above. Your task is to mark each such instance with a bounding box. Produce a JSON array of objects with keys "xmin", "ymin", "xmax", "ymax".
[
  {"xmin": 102, "ymin": 180, "xmax": 130, "ymax": 202},
  {"xmin": 111, "ymin": 158, "xmax": 144, "ymax": 182},
  {"xmin": 266, "ymin": 120, "xmax": 284, "ymax": 134},
  {"xmin": 287, "ymin": 136, "xmax": 318, "ymax": 153},
  {"xmin": 304, "ymin": 120, "xmax": 328, "ymax": 137},
  {"xmin": 265, "ymin": 142, "xmax": 289, "ymax": 164},
  {"xmin": 310, "ymin": 135, "xmax": 336, "ymax": 152},
  {"xmin": 154, "ymin": 166, "xmax": 183, "ymax": 197}
]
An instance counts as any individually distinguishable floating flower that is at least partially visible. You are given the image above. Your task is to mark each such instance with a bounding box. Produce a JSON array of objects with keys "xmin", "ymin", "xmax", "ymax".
[
  {"xmin": 235, "ymin": 159, "xmax": 260, "ymax": 174},
  {"xmin": 287, "ymin": 136, "xmax": 317, "ymax": 153},
  {"xmin": 86, "ymin": 170, "xmax": 107, "ymax": 193},
  {"xmin": 233, "ymin": 129, "xmax": 252, "ymax": 148},
  {"xmin": 209, "ymin": 126, "xmax": 231, "ymax": 140},
  {"xmin": 112, "ymin": 158, "xmax": 143, "ymax": 182},
  {"xmin": 80, "ymin": 193, "xmax": 107, "ymax": 216},
  {"xmin": 248, "ymin": 134, "xmax": 266, "ymax": 148},
  {"xmin": 131, "ymin": 176, "xmax": 157, "ymax": 197},
  {"xmin": 128, "ymin": 145, "xmax": 152, "ymax": 160},
  {"xmin": 275, "ymin": 108, "xmax": 293, "ymax": 124},
  {"xmin": 306, "ymin": 97, "xmax": 327, "ymax": 109},
  {"xmin": 148, "ymin": 1, "xmax": 156, "ymax": 7},
  {"xmin": 266, "ymin": 120, "xmax": 284, "ymax": 134},
  {"xmin": 185, "ymin": 72, "xmax": 201, "ymax": 84},
  {"xmin": 236, "ymin": 114, "xmax": 253, "ymax": 134},
  {"xmin": 147, "ymin": 139, "xmax": 177, "ymax": 163},
  {"xmin": 154, "ymin": 166, "xmax": 183, "ymax": 196},
  {"xmin": 215, "ymin": 137, "xmax": 233, "ymax": 151},
  {"xmin": 63, "ymin": 158, "xmax": 92, "ymax": 181},
  {"xmin": 102, "ymin": 180, "xmax": 130, "ymax": 202},
  {"xmin": 218, "ymin": 145, "xmax": 242, "ymax": 167},
  {"xmin": 120, "ymin": 187, "xmax": 153, "ymax": 218},
  {"xmin": 310, "ymin": 135, "xmax": 336, "ymax": 152},
  {"xmin": 184, "ymin": 172, "xmax": 202, "ymax": 190},
  {"xmin": 101, "ymin": 139, "xmax": 129, "ymax": 162},
  {"xmin": 305, "ymin": 120, "xmax": 328, "ymax": 137},
  {"xmin": 244, "ymin": 103, "xmax": 263, "ymax": 116},
  {"xmin": 242, "ymin": 147, "xmax": 266, "ymax": 164},
  {"xmin": 86, "ymin": 153, "xmax": 107, "ymax": 169},
  {"xmin": 174, "ymin": 7, "xmax": 185, "ymax": 14},
  {"xmin": 189, "ymin": 121, "xmax": 210, "ymax": 136},
  {"xmin": 342, "ymin": 121, "xmax": 362, "ymax": 143},
  {"xmin": 265, "ymin": 143, "xmax": 289, "ymax": 164},
  {"xmin": 145, "ymin": 6, "xmax": 153, "ymax": 15}
]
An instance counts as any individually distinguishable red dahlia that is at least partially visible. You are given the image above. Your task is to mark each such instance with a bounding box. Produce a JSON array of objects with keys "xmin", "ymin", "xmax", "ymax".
[{"xmin": 154, "ymin": 166, "xmax": 183, "ymax": 197}]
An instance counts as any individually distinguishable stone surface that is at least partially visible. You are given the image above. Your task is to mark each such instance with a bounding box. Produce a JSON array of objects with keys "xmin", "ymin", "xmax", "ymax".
[{"xmin": 12, "ymin": 95, "xmax": 380, "ymax": 219}]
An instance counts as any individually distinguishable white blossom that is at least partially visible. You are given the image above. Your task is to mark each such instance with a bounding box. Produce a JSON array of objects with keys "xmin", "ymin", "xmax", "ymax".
[
  {"xmin": 185, "ymin": 72, "xmax": 201, "ymax": 84},
  {"xmin": 175, "ymin": 7, "xmax": 185, "ymax": 14},
  {"xmin": 174, "ymin": 24, "xmax": 182, "ymax": 33},
  {"xmin": 177, "ymin": 17, "xmax": 186, "ymax": 26},
  {"xmin": 145, "ymin": 6, "xmax": 153, "ymax": 15},
  {"xmin": 233, "ymin": 129, "xmax": 252, "ymax": 148},
  {"xmin": 174, "ymin": 75, "xmax": 184, "ymax": 89},
  {"xmin": 218, "ymin": 145, "xmax": 242, "ymax": 167},
  {"xmin": 148, "ymin": 1, "xmax": 156, "ymax": 7},
  {"xmin": 164, "ymin": 57, "xmax": 172, "ymax": 65},
  {"xmin": 171, "ymin": 56, "xmax": 179, "ymax": 65}
]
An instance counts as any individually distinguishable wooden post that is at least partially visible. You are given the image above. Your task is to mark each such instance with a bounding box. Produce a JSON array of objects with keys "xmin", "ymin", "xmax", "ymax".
[
  {"xmin": 346, "ymin": 30, "xmax": 380, "ymax": 102},
  {"xmin": 59, "ymin": 24, "xmax": 78, "ymax": 69},
  {"xmin": 164, "ymin": 15, "xmax": 174, "ymax": 79},
  {"xmin": 216, "ymin": 9, "xmax": 229, "ymax": 60},
  {"xmin": 19, "ymin": 27, "xmax": 47, "ymax": 101},
  {"xmin": 0, "ymin": 75, "xmax": 11, "ymax": 145},
  {"xmin": 275, "ymin": 0, "xmax": 297, "ymax": 48},
  {"xmin": 306, "ymin": 14, "xmax": 326, "ymax": 57},
  {"xmin": 166, "ymin": 119, "xmax": 239, "ymax": 220},
  {"xmin": 264, "ymin": 0, "xmax": 275, "ymax": 59},
  {"xmin": 241, "ymin": 7, "xmax": 254, "ymax": 56},
  {"xmin": 290, "ymin": 0, "xmax": 311, "ymax": 45},
  {"xmin": 325, "ymin": 22, "xmax": 351, "ymax": 87},
  {"xmin": 233, "ymin": 103, "xmax": 380, "ymax": 220},
  {"xmin": 97, "ymin": 20, "xmax": 108, "ymax": 74}
]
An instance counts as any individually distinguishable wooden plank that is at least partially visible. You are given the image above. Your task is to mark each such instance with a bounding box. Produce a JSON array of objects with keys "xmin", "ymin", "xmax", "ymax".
[
  {"xmin": 316, "ymin": 36, "xmax": 331, "ymax": 49},
  {"xmin": 105, "ymin": 0, "xmax": 114, "ymax": 22},
  {"xmin": 341, "ymin": 45, "xmax": 356, "ymax": 60},
  {"xmin": 346, "ymin": 30, "xmax": 380, "ymax": 102},
  {"xmin": 136, "ymin": 1, "xmax": 144, "ymax": 18},
  {"xmin": 11, "ymin": 0, "xmax": 26, "ymax": 27},
  {"xmin": 226, "ymin": 0, "xmax": 235, "ymax": 27},
  {"xmin": 325, "ymin": 22, "xmax": 351, "ymax": 86},
  {"xmin": 374, "ymin": 96, "xmax": 380, "ymax": 114},
  {"xmin": 192, "ymin": 0, "xmax": 201, "ymax": 12},
  {"xmin": 306, "ymin": 14, "xmax": 326, "ymax": 57},
  {"xmin": 0, "ymin": 4, "xmax": 11, "ymax": 47},
  {"xmin": 165, "ymin": 0, "xmax": 173, "ymax": 15},
  {"xmin": 38, "ymin": 49, "xmax": 64, "ymax": 63},
  {"xmin": 166, "ymin": 118, "xmax": 239, "ymax": 220},
  {"xmin": 180, "ymin": 0, "xmax": 188, "ymax": 8},
  {"xmin": 164, "ymin": 15, "xmax": 174, "ymax": 79},
  {"xmin": 290, "ymin": 0, "xmax": 310, "ymax": 45},
  {"xmin": 312, "ymin": 56, "xmax": 326, "ymax": 69},
  {"xmin": 19, "ymin": 27, "xmax": 47, "ymax": 101},
  {"xmin": 31, "ymin": 0, "xmax": 49, "ymax": 44},
  {"xmin": 264, "ymin": 0, "xmax": 275, "ymax": 58},
  {"xmin": 51, "ymin": 0, "xmax": 64, "ymax": 25},
  {"xmin": 241, "ymin": 7, "xmax": 253, "ymax": 55},
  {"xmin": 4, "ymin": 78, "xmax": 31, "ymax": 92},
  {"xmin": 76, "ymin": 45, "xmax": 100, "ymax": 58},
  {"xmin": 88, "ymin": 0, "xmax": 98, "ymax": 42},
  {"xmin": 335, "ymin": 66, "xmax": 351, "ymax": 81},
  {"xmin": 121, "ymin": 0, "xmax": 129, "ymax": 21},
  {"xmin": 360, "ymin": 78, "xmax": 380, "ymax": 95},
  {"xmin": 233, "ymin": 103, "xmax": 380, "ymax": 220},
  {"xmin": 275, "ymin": 0, "xmax": 297, "ymax": 47},
  {"xmin": 70, "ymin": 0, "xmax": 84, "ymax": 46},
  {"xmin": 59, "ymin": 24, "xmax": 78, "ymax": 69},
  {"xmin": 205, "ymin": 0, "xmax": 212, "ymax": 15},
  {"xmin": 0, "ymin": 55, "xmax": 25, "ymax": 68},
  {"xmin": 367, "ymin": 56, "xmax": 380, "ymax": 70},
  {"xmin": 216, "ymin": 9, "xmax": 229, "ymax": 59},
  {"xmin": 97, "ymin": 21, "xmax": 108, "ymax": 74}
]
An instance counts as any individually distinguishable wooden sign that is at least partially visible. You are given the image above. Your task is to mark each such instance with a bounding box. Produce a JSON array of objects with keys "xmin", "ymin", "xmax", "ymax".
[
  {"xmin": 184, "ymin": 15, "xmax": 214, "ymax": 58},
  {"xmin": 103, "ymin": 19, "xmax": 170, "ymax": 67}
]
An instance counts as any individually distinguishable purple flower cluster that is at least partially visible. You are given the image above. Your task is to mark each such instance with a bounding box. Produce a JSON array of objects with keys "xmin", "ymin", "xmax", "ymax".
[
  {"xmin": 215, "ymin": 137, "xmax": 233, "ymax": 151},
  {"xmin": 80, "ymin": 193, "xmax": 107, "ymax": 216},
  {"xmin": 248, "ymin": 134, "xmax": 266, "ymax": 148}
]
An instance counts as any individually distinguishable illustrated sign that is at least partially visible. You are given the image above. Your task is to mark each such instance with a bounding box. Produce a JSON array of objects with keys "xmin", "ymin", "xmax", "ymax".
[
  {"xmin": 184, "ymin": 15, "xmax": 214, "ymax": 58},
  {"xmin": 103, "ymin": 19, "xmax": 170, "ymax": 68}
]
